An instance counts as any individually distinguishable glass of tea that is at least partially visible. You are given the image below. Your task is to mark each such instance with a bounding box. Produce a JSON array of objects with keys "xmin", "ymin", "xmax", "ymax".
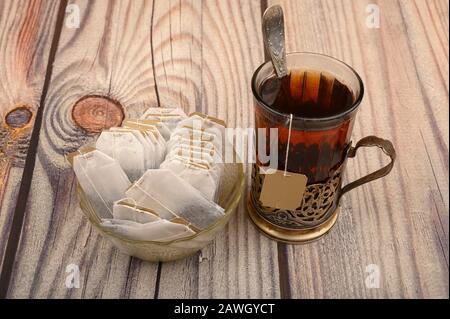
[{"xmin": 248, "ymin": 52, "xmax": 396, "ymax": 243}]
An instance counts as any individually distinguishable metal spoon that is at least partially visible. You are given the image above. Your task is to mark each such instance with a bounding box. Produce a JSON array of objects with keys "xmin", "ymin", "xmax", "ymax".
[{"xmin": 262, "ymin": 5, "xmax": 288, "ymax": 78}]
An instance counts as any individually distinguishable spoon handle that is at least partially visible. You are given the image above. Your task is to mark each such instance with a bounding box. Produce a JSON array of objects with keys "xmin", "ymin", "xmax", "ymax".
[{"xmin": 262, "ymin": 5, "xmax": 288, "ymax": 78}]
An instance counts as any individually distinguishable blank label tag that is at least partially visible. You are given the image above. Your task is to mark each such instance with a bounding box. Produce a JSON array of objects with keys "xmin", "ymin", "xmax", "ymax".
[{"xmin": 259, "ymin": 170, "xmax": 308, "ymax": 210}]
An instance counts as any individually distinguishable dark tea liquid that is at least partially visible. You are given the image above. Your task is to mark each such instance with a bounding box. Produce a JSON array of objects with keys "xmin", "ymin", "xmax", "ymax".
[
  {"xmin": 260, "ymin": 69, "xmax": 354, "ymax": 118},
  {"xmin": 256, "ymin": 69, "xmax": 356, "ymax": 184}
]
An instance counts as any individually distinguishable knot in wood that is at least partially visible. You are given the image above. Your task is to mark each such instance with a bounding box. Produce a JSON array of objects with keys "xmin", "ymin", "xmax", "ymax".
[
  {"xmin": 72, "ymin": 96, "xmax": 124, "ymax": 133},
  {"xmin": 5, "ymin": 106, "xmax": 33, "ymax": 128}
]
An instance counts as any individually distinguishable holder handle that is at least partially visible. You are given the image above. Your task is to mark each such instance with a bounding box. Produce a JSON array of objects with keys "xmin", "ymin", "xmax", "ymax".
[{"xmin": 339, "ymin": 136, "xmax": 396, "ymax": 199}]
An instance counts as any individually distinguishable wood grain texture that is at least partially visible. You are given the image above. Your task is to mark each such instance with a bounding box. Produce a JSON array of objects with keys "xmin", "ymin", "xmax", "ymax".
[
  {"xmin": 0, "ymin": 0, "xmax": 60, "ymax": 272},
  {"xmin": 1, "ymin": 0, "xmax": 448, "ymax": 299},
  {"xmin": 7, "ymin": 0, "xmax": 161, "ymax": 298},
  {"xmin": 135, "ymin": 0, "xmax": 280, "ymax": 298},
  {"xmin": 6, "ymin": 0, "xmax": 280, "ymax": 298},
  {"xmin": 271, "ymin": 0, "xmax": 449, "ymax": 298}
]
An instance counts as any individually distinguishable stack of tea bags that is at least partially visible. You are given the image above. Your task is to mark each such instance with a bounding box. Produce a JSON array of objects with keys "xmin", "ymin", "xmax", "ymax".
[
  {"xmin": 70, "ymin": 107, "xmax": 181, "ymax": 222},
  {"xmin": 96, "ymin": 120, "xmax": 167, "ymax": 181},
  {"xmin": 70, "ymin": 107, "xmax": 228, "ymax": 243},
  {"xmin": 102, "ymin": 169, "xmax": 224, "ymax": 241},
  {"xmin": 160, "ymin": 113, "xmax": 226, "ymax": 202}
]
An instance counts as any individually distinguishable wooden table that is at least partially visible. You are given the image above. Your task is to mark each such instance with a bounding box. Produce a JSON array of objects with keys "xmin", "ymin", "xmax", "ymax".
[{"xmin": 0, "ymin": 0, "xmax": 448, "ymax": 299}]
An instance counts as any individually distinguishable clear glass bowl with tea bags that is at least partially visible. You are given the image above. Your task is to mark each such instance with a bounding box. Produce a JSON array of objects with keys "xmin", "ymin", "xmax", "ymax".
[{"xmin": 76, "ymin": 161, "xmax": 244, "ymax": 262}]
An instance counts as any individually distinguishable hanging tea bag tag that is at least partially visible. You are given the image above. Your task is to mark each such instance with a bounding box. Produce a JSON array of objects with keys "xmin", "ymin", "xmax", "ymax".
[
  {"xmin": 259, "ymin": 170, "xmax": 307, "ymax": 210},
  {"xmin": 259, "ymin": 114, "xmax": 308, "ymax": 210}
]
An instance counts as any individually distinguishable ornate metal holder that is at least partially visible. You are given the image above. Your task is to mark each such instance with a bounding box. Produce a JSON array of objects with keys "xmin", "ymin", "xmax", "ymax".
[{"xmin": 247, "ymin": 136, "xmax": 396, "ymax": 243}]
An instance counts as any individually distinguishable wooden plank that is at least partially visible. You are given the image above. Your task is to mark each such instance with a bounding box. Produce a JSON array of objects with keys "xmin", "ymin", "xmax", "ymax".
[
  {"xmin": 271, "ymin": 0, "xmax": 448, "ymax": 298},
  {"xmin": 7, "ymin": 0, "xmax": 280, "ymax": 299},
  {"xmin": 4, "ymin": 0, "xmax": 447, "ymax": 299},
  {"xmin": 0, "ymin": 0, "xmax": 61, "ymax": 277},
  {"xmin": 144, "ymin": 0, "xmax": 281, "ymax": 298},
  {"xmin": 7, "ymin": 0, "xmax": 161, "ymax": 298}
]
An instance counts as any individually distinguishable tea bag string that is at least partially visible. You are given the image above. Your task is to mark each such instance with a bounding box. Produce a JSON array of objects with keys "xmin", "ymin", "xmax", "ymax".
[
  {"xmin": 134, "ymin": 118, "xmax": 142, "ymax": 128},
  {"xmin": 284, "ymin": 114, "xmax": 293, "ymax": 177},
  {"xmin": 124, "ymin": 197, "xmax": 141, "ymax": 223},
  {"xmin": 133, "ymin": 183, "xmax": 196, "ymax": 229},
  {"xmin": 133, "ymin": 183, "xmax": 194, "ymax": 228},
  {"xmin": 125, "ymin": 196, "xmax": 138, "ymax": 210}
]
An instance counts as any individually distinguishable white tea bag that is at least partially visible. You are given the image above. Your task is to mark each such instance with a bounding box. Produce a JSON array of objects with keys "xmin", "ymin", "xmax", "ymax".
[
  {"xmin": 167, "ymin": 134, "xmax": 222, "ymax": 154},
  {"xmin": 177, "ymin": 166, "xmax": 219, "ymax": 201},
  {"xmin": 73, "ymin": 150, "xmax": 131, "ymax": 218},
  {"xmin": 125, "ymin": 183, "xmax": 177, "ymax": 220},
  {"xmin": 164, "ymin": 146, "xmax": 224, "ymax": 178},
  {"xmin": 176, "ymin": 114, "xmax": 226, "ymax": 138},
  {"xmin": 96, "ymin": 131, "xmax": 146, "ymax": 181},
  {"xmin": 144, "ymin": 127, "xmax": 167, "ymax": 163},
  {"xmin": 160, "ymin": 156, "xmax": 211, "ymax": 173},
  {"xmin": 110, "ymin": 127, "xmax": 157, "ymax": 169},
  {"xmin": 123, "ymin": 119, "xmax": 171, "ymax": 141},
  {"xmin": 163, "ymin": 153, "xmax": 224, "ymax": 182},
  {"xmin": 169, "ymin": 144, "xmax": 218, "ymax": 157},
  {"xmin": 175, "ymin": 114, "xmax": 226, "ymax": 148},
  {"xmin": 171, "ymin": 126, "xmax": 218, "ymax": 141},
  {"xmin": 118, "ymin": 122, "xmax": 167, "ymax": 164},
  {"xmin": 130, "ymin": 169, "xmax": 224, "ymax": 230},
  {"xmin": 160, "ymin": 157, "xmax": 221, "ymax": 201},
  {"xmin": 166, "ymin": 147, "xmax": 216, "ymax": 165},
  {"xmin": 100, "ymin": 219, "xmax": 195, "ymax": 242},
  {"xmin": 140, "ymin": 107, "xmax": 187, "ymax": 131},
  {"xmin": 113, "ymin": 199, "xmax": 160, "ymax": 224},
  {"xmin": 179, "ymin": 113, "xmax": 232, "ymax": 159}
]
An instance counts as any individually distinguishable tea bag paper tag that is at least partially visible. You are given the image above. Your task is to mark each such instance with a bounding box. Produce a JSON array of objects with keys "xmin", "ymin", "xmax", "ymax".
[
  {"xmin": 259, "ymin": 113, "xmax": 306, "ymax": 210},
  {"xmin": 259, "ymin": 170, "xmax": 308, "ymax": 210}
]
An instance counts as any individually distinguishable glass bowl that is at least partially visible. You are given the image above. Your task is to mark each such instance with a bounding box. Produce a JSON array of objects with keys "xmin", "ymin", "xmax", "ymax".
[{"xmin": 76, "ymin": 162, "xmax": 245, "ymax": 262}]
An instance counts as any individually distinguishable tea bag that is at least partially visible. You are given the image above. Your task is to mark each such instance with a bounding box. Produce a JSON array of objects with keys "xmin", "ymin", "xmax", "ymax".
[
  {"xmin": 126, "ymin": 169, "xmax": 224, "ymax": 230},
  {"xmin": 176, "ymin": 114, "xmax": 226, "ymax": 137},
  {"xmin": 123, "ymin": 119, "xmax": 171, "ymax": 141},
  {"xmin": 176, "ymin": 165, "xmax": 219, "ymax": 201},
  {"xmin": 161, "ymin": 156, "xmax": 222, "ymax": 201},
  {"xmin": 100, "ymin": 218, "xmax": 195, "ymax": 242},
  {"xmin": 96, "ymin": 131, "xmax": 146, "ymax": 181},
  {"xmin": 163, "ymin": 152, "xmax": 223, "ymax": 181},
  {"xmin": 169, "ymin": 144, "xmax": 217, "ymax": 157},
  {"xmin": 144, "ymin": 127, "xmax": 167, "ymax": 163},
  {"xmin": 119, "ymin": 127, "xmax": 165, "ymax": 165},
  {"xmin": 72, "ymin": 150, "xmax": 131, "ymax": 218},
  {"xmin": 169, "ymin": 115, "xmax": 225, "ymax": 148},
  {"xmin": 161, "ymin": 113, "xmax": 227, "ymax": 202},
  {"xmin": 120, "ymin": 122, "xmax": 167, "ymax": 163},
  {"xmin": 125, "ymin": 182, "xmax": 177, "ymax": 220},
  {"xmin": 122, "ymin": 121, "xmax": 167, "ymax": 148},
  {"xmin": 113, "ymin": 199, "xmax": 160, "ymax": 224},
  {"xmin": 140, "ymin": 107, "xmax": 187, "ymax": 131},
  {"xmin": 109, "ymin": 127, "xmax": 157, "ymax": 169},
  {"xmin": 165, "ymin": 147, "xmax": 217, "ymax": 165},
  {"xmin": 167, "ymin": 135, "xmax": 220, "ymax": 154}
]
